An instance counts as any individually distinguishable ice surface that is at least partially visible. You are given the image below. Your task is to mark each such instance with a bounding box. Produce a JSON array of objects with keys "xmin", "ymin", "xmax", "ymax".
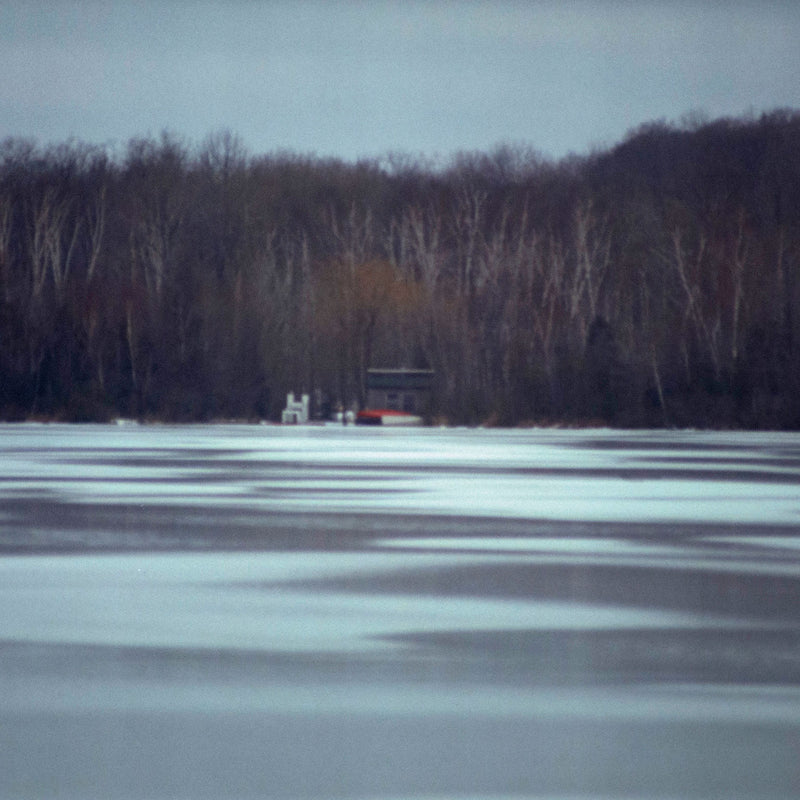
[
  {"xmin": 1, "ymin": 551, "xmax": 771, "ymax": 657},
  {"xmin": 2, "ymin": 424, "xmax": 800, "ymax": 799},
  {"xmin": 3, "ymin": 423, "xmax": 800, "ymax": 525}
]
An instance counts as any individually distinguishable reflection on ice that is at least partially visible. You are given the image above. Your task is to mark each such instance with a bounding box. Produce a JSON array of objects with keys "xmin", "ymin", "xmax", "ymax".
[
  {"xmin": 374, "ymin": 535, "xmax": 800, "ymax": 578},
  {"xmin": 0, "ymin": 552, "xmax": 765, "ymax": 655},
  {"xmin": 377, "ymin": 536, "xmax": 690, "ymax": 557},
  {"xmin": 4, "ymin": 424, "xmax": 800, "ymax": 526},
  {"xmin": 6, "ymin": 668, "xmax": 800, "ymax": 724},
  {"xmin": 702, "ymin": 535, "xmax": 800, "ymax": 551}
]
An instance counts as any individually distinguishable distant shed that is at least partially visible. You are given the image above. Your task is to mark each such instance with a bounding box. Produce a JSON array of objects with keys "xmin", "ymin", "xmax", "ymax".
[{"xmin": 365, "ymin": 369, "xmax": 434, "ymax": 414}]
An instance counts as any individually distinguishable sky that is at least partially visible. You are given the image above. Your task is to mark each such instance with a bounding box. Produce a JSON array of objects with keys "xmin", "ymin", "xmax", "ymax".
[{"xmin": 2, "ymin": 0, "xmax": 800, "ymax": 163}]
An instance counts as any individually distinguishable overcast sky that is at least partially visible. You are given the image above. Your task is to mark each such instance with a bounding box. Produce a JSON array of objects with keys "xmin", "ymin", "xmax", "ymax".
[{"xmin": 2, "ymin": 0, "xmax": 799, "ymax": 162}]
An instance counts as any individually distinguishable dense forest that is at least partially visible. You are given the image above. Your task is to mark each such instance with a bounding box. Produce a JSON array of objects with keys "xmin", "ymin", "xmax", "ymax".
[{"xmin": 1, "ymin": 110, "xmax": 800, "ymax": 426}]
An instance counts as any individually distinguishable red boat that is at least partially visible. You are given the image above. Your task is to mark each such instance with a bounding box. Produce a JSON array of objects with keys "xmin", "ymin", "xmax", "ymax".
[{"xmin": 355, "ymin": 409, "xmax": 424, "ymax": 426}]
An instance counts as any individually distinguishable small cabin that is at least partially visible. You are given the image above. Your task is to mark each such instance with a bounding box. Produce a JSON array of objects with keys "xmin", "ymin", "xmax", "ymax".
[{"xmin": 365, "ymin": 369, "xmax": 434, "ymax": 414}]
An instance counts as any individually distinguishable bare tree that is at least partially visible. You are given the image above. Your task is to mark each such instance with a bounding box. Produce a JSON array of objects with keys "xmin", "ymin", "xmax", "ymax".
[
  {"xmin": 666, "ymin": 228, "xmax": 721, "ymax": 380},
  {"xmin": 449, "ymin": 185, "xmax": 487, "ymax": 296},
  {"xmin": 26, "ymin": 188, "xmax": 80, "ymax": 303}
]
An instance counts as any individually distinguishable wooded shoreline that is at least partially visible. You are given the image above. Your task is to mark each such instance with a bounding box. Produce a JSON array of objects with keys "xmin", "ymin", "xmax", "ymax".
[{"xmin": 2, "ymin": 111, "xmax": 799, "ymax": 427}]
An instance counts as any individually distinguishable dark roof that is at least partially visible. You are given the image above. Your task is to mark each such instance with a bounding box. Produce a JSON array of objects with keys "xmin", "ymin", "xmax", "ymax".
[{"xmin": 366, "ymin": 369, "xmax": 434, "ymax": 391}]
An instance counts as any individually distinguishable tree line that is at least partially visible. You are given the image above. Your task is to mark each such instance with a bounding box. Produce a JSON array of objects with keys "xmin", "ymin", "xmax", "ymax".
[{"xmin": 1, "ymin": 111, "xmax": 800, "ymax": 426}]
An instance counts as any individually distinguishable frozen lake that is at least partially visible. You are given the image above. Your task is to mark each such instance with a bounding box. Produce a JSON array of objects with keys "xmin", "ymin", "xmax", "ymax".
[{"xmin": 2, "ymin": 423, "xmax": 800, "ymax": 799}]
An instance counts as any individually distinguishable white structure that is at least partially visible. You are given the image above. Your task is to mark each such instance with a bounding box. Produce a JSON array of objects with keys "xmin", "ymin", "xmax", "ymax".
[{"xmin": 281, "ymin": 392, "xmax": 310, "ymax": 424}]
